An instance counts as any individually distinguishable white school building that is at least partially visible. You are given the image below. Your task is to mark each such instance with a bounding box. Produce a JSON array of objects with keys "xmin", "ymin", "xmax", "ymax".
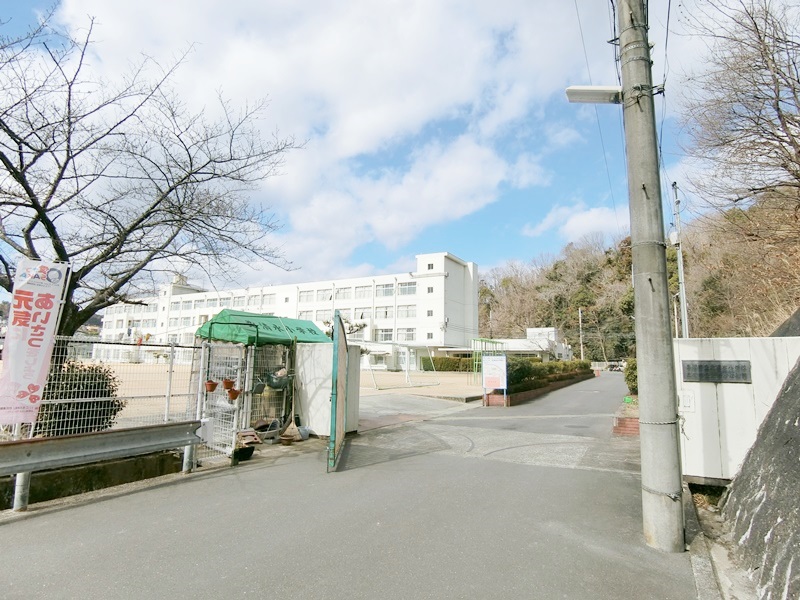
[{"xmin": 100, "ymin": 252, "xmax": 479, "ymax": 369}]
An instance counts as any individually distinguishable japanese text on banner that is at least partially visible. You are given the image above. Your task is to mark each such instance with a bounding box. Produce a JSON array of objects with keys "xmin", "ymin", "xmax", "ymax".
[{"xmin": 0, "ymin": 259, "xmax": 68, "ymax": 425}]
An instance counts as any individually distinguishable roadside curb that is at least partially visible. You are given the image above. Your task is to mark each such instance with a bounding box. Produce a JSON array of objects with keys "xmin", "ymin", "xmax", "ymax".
[{"xmin": 684, "ymin": 483, "xmax": 724, "ymax": 600}]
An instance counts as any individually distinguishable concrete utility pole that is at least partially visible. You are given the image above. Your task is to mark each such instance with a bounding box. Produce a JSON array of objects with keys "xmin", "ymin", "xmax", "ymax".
[
  {"xmin": 618, "ymin": 0, "xmax": 684, "ymax": 551},
  {"xmin": 578, "ymin": 307, "xmax": 585, "ymax": 361},
  {"xmin": 672, "ymin": 182, "xmax": 689, "ymax": 338}
]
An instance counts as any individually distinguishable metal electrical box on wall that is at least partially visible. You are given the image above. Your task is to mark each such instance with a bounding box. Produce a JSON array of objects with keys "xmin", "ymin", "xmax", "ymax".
[{"xmin": 674, "ymin": 337, "xmax": 800, "ymax": 481}]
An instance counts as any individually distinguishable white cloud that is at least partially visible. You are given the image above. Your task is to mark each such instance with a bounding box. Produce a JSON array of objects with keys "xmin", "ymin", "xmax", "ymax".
[
  {"xmin": 509, "ymin": 154, "xmax": 551, "ymax": 188},
  {"xmin": 43, "ymin": 0, "xmax": 694, "ymax": 285},
  {"xmin": 522, "ymin": 204, "xmax": 577, "ymax": 237},
  {"xmin": 523, "ymin": 202, "xmax": 629, "ymax": 242}
]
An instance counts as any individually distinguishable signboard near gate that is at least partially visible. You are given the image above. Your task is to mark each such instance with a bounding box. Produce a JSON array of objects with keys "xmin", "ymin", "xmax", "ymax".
[
  {"xmin": 482, "ymin": 354, "xmax": 507, "ymax": 390},
  {"xmin": 0, "ymin": 258, "xmax": 69, "ymax": 425}
]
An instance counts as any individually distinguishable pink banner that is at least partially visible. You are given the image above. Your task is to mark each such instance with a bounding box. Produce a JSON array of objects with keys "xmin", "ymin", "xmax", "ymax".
[{"xmin": 0, "ymin": 259, "xmax": 68, "ymax": 425}]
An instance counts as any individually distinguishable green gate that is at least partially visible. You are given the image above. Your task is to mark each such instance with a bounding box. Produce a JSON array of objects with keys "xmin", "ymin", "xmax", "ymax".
[{"xmin": 327, "ymin": 311, "xmax": 349, "ymax": 472}]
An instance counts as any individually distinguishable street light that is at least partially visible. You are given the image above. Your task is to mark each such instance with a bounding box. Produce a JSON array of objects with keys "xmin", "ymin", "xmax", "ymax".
[{"xmin": 565, "ymin": 85, "xmax": 623, "ymax": 104}]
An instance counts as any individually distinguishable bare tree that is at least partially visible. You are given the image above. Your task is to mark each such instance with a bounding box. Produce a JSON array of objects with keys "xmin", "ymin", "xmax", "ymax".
[
  {"xmin": 681, "ymin": 0, "xmax": 800, "ymax": 244},
  {"xmin": 0, "ymin": 18, "xmax": 298, "ymax": 335}
]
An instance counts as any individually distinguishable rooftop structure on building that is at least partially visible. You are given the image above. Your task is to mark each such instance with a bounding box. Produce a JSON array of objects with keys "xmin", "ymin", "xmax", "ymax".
[{"xmin": 100, "ymin": 252, "xmax": 479, "ymax": 369}]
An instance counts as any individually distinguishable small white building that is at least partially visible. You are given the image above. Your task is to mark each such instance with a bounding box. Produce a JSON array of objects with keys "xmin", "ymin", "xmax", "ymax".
[
  {"xmin": 492, "ymin": 328, "xmax": 573, "ymax": 362},
  {"xmin": 100, "ymin": 252, "xmax": 479, "ymax": 368}
]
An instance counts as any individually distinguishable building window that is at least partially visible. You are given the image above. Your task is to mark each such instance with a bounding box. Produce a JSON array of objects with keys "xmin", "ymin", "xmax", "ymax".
[
  {"xmin": 375, "ymin": 306, "xmax": 393, "ymax": 319},
  {"xmin": 397, "ymin": 328, "xmax": 416, "ymax": 342},
  {"xmin": 181, "ymin": 333, "xmax": 194, "ymax": 345},
  {"xmin": 170, "ymin": 301, "xmax": 180, "ymax": 311},
  {"xmin": 207, "ymin": 298, "xmax": 218, "ymax": 308},
  {"xmin": 427, "ymin": 332, "xmax": 434, "ymax": 340},
  {"xmin": 397, "ymin": 305, "xmax": 416, "ymax": 318},
  {"xmin": 298, "ymin": 310, "xmax": 313, "ymax": 320},
  {"xmin": 115, "ymin": 319, "xmax": 124, "ymax": 329},
  {"xmin": 317, "ymin": 289, "xmax": 332, "ymax": 301},
  {"xmin": 337, "ymin": 308, "xmax": 352, "ymax": 320},
  {"xmin": 354, "ymin": 307, "xmax": 372, "ymax": 320},
  {"xmin": 316, "ymin": 309, "xmax": 332, "ymax": 322},
  {"xmin": 284, "ymin": 297, "xmax": 290, "ymax": 303},
  {"xmin": 198, "ymin": 315, "xmax": 208, "ymax": 324},
  {"xmin": 248, "ymin": 295, "xmax": 260, "ymax": 306},
  {"xmin": 182, "ymin": 300, "xmax": 193, "ymax": 310},
  {"xmin": 233, "ymin": 296, "xmax": 246, "ymax": 307},
  {"xmin": 220, "ymin": 297, "xmax": 231, "ymax": 307},
  {"xmin": 427, "ymin": 263, "xmax": 434, "ymax": 270},
  {"xmin": 194, "ymin": 299, "xmax": 206, "ymax": 309},
  {"xmin": 348, "ymin": 329, "xmax": 365, "ymax": 341},
  {"xmin": 168, "ymin": 334, "xmax": 179, "ymax": 343},
  {"xmin": 427, "ymin": 310, "xmax": 433, "ymax": 317},
  {"xmin": 299, "ymin": 290, "xmax": 314, "ymax": 303},
  {"xmin": 335, "ymin": 287, "xmax": 352, "ymax": 300},
  {"xmin": 263, "ymin": 294, "xmax": 276, "ymax": 305},
  {"xmin": 169, "ymin": 318, "xmax": 179, "ymax": 327},
  {"xmin": 375, "ymin": 328, "xmax": 393, "ymax": 342},
  {"xmin": 427, "ymin": 286, "xmax": 434, "ymax": 294},
  {"xmin": 355, "ymin": 285, "xmax": 372, "ymax": 299},
  {"xmin": 375, "ymin": 283, "xmax": 394, "ymax": 297},
  {"xmin": 398, "ymin": 282, "xmax": 416, "ymax": 296}
]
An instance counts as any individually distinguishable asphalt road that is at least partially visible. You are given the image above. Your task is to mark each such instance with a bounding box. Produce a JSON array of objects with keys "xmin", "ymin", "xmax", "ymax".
[{"xmin": 0, "ymin": 372, "xmax": 699, "ymax": 599}]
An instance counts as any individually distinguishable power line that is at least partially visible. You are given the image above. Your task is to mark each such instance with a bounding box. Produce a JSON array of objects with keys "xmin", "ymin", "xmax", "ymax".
[{"xmin": 573, "ymin": 0, "xmax": 624, "ymax": 237}]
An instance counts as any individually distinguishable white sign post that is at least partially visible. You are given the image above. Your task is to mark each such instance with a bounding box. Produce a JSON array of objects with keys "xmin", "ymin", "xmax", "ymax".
[
  {"xmin": 0, "ymin": 258, "xmax": 69, "ymax": 425},
  {"xmin": 482, "ymin": 354, "xmax": 507, "ymax": 406}
]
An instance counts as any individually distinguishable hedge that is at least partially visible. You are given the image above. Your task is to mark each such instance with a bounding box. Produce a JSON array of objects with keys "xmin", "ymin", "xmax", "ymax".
[
  {"xmin": 420, "ymin": 357, "xmax": 473, "ymax": 371},
  {"xmin": 420, "ymin": 355, "xmax": 592, "ymax": 385},
  {"xmin": 624, "ymin": 358, "xmax": 638, "ymax": 395}
]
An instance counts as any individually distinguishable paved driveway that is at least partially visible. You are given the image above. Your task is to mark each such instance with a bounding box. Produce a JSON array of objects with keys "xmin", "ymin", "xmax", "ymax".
[{"xmin": 0, "ymin": 373, "xmax": 699, "ymax": 599}]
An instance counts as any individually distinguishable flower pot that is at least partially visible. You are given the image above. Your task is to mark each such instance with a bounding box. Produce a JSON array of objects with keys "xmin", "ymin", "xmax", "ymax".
[
  {"xmin": 227, "ymin": 388, "xmax": 241, "ymax": 401},
  {"xmin": 205, "ymin": 380, "xmax": 218, "ymax": 392},
  {"xmin": 279, "ymin": 434, "xmax": 294, "ymax": 446},
  {"xmin": 222, "ymin": 378, "xmax": 235, "ymax": 390}
]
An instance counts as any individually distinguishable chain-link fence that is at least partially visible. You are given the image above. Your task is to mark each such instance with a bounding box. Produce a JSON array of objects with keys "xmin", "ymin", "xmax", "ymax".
[
  {"xmin": 1, "ymin": 336, "xmax": 300, "ymax": 466},
  {"xmin": 0, "ymin": 336, "xmax": 200, "ymax": 443}
]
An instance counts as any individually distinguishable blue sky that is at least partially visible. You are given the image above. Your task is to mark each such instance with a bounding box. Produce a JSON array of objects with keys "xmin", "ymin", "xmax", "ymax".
[{"xmin": 3, "ymin": 1, "xmax": 704, "ymax": 287}]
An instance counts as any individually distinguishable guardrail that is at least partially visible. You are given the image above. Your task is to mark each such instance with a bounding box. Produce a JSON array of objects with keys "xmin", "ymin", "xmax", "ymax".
[{"xmin": 1, "ymin": 420, "xmax": 207, "ymax": 510}]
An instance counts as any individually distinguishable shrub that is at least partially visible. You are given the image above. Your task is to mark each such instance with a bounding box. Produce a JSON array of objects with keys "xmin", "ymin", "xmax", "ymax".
[
  {"xmin": 36, "ymin": 362, "xmax": 125, "ymax": 437},
  {"xmin": 421, "ymin": 357, "xmax": 473, "ymax": 371},
  {"xmin": 624, "ymin": 358, "xmax": 638, "ymax": 395},
  {"xmin": 506, "ymin": 356, "xmax": 534, "ymax": 386}
]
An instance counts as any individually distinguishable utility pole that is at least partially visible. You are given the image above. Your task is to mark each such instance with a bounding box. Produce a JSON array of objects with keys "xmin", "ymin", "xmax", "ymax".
[
  {"xmin": 672, "ymin": 182, "xmax": 689, "ymax": 338},
  {"xmin": 618, "ymin": 0, "xmax": 684, "ymax": 551},
  {"xmin": 578, "ymin": 307, "xmax": 585, "ymax": 361}
]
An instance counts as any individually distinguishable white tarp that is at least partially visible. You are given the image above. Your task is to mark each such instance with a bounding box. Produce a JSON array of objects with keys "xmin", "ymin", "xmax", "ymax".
[{"xmin": 0, "ymin": 258, "xmax": 68, "ymax": 424}]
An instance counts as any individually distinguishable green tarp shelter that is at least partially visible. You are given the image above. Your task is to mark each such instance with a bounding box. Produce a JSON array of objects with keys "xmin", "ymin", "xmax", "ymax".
[{"xmin": 195, "ymin": 309, "xmax": 331, "ymax": 346}]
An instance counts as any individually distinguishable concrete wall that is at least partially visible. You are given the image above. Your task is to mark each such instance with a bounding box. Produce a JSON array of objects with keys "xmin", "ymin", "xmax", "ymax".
[
  {"xmin": 674, "ymin": 337, "xmax": 800, "ymax": 480},
  {"xmin": 722, "ymin": 356, "xmax": 800, "ymax": 600},
  {"xmin": 295, "ymin": 343, "xmax": 360, "ymax": 437}
]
